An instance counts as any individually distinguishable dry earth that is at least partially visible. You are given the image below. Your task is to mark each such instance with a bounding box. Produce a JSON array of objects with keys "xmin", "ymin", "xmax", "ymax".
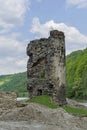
[{"xmin": 0, "ymin": 91, "xmax": 87, "ymax": 130}]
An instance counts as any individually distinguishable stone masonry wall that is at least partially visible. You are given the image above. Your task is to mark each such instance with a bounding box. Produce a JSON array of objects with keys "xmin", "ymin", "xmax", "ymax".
[{"xmin": 27, "ymin": 30, "xmax": 67, "ymax": 105}]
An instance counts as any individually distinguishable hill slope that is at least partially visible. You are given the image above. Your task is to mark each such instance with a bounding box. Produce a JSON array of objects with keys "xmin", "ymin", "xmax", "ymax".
[
  {"xmin": 0, "ymin": 48, "xmax": 87, "ymax": 99},
  {"xmin": 66, "ymin": 48, "xmax": 87, "ymax": 99},
  {"xmin": 0, "ymin": 72, "xmax": 28, "ymax": 97}
]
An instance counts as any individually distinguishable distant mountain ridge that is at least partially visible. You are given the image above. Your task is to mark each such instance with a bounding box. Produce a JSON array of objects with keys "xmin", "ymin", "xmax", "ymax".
[{"xmin": 0, "ymin": 48, "xmax": 87, "ymax": 99}]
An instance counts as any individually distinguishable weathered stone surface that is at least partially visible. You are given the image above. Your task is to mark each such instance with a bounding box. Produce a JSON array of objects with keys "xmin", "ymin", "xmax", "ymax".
[{"xmin": 27, "ymin": 30, "xmax": 66, "ymax": 105}]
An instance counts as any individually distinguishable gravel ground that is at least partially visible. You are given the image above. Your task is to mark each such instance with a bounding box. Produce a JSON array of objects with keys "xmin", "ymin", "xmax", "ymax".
[
  {"xmin": 0, "ymin": 92, "xmax": 87, "ymax": 130},
  {"xmin": 0, "ymin": 121, "xmax": 65, "ymax": 130}
]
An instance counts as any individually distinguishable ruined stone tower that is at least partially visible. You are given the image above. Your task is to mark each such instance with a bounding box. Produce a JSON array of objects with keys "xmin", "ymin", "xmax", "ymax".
[{"xmin": 27, "ymin": 30, "xmax": 66, "ymax": 105}]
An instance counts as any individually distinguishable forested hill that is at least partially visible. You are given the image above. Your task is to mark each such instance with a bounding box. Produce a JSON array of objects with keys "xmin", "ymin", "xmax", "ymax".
[
  {"xmin": 66, "ymin": 48, "xmax": 87, "ymax": 99},
  {"xmin": 0, "ymin": 48, "xmax": 87, "ymax": 99},
  {"xmin": 0, "ymin": 72, "xmax": 28, "ymax": 97}
]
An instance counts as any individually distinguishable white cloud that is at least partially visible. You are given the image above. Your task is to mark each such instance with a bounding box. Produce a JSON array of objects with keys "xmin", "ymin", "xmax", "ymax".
[
  {"xmin": 0, "ymin": 57, "xmax": 27, "ymax": 75},
  {"xmin": 0, "ymin": 35, "xmax": 25, "ymax": 57},
  {"xmin": 0, "ymin": 35, "xmax": 27, "ymax": 75},
  {"xmin": 0, "ymin": 0, "xmax": 31, "ymax": 74},
  {"xmin": 31, "ymin": 17, "xmax": 87, "ymax": 54},
  {"xmin": 0, "ymin": 0, "xmax": 30, "ymax": 74},
  {"xmin": 66, "ymin": 0, "xmax": 87, "ymax": 8},
  {"xmin": 0, "ymin": 0, "xmax": 30, "ymax": 31}
]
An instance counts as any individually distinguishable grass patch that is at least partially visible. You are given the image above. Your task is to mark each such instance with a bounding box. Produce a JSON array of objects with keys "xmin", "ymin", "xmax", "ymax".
[
  {"xmin": 27, "ymin": 95, "xmax": 87, "ymax": 116},
  {"xmin": 0, "ymin": 81, "xmax": 5, "ymax": 86},
  {"xmin": 28, "ymin": 95, "xmax": 58, "ymax": 109},
  {"xmin": 63, "ymin": 106, "xmax": 87, "ymax": 116},
  {"xmin": 0, "ymin": 79, "xmax": 11, "ymax": 86}
]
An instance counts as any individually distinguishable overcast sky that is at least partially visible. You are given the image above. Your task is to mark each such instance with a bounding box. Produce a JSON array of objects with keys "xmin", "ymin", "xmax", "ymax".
[{"xmin": 0, "ymin": 0, "xmax": 87, "ymax": 75}]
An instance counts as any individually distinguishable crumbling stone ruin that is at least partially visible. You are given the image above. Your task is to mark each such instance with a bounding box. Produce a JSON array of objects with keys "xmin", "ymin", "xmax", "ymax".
[{"xmin": 27, "ymin": 30, "xmax": 67, "ymax": 105}]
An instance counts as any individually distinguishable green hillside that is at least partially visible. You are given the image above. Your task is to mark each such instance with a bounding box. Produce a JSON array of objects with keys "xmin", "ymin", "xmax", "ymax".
[
  {"xmin": 66, "ymin": 48, "xmax": 87, "ymax": 99},
  {"xmin": 0, "ymin": 48, "xmax": 87, "ymax": 99},
  {"xmin": 0, "ymin": 72, "xmax": 28, "ymax": 97}
]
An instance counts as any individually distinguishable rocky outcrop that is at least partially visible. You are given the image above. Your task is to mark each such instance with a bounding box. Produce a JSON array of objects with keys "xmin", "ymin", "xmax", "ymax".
[
  {"xmin": 27, "ymin": 30, "xmax": 66, "ymax": 106},
  {"xmin": 0, "ymin": 91, "xmax": 28, "ymax": 117},
  {"xmin": 0, "ymin": 91, "xmax": 17, "ymax": 109}
]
